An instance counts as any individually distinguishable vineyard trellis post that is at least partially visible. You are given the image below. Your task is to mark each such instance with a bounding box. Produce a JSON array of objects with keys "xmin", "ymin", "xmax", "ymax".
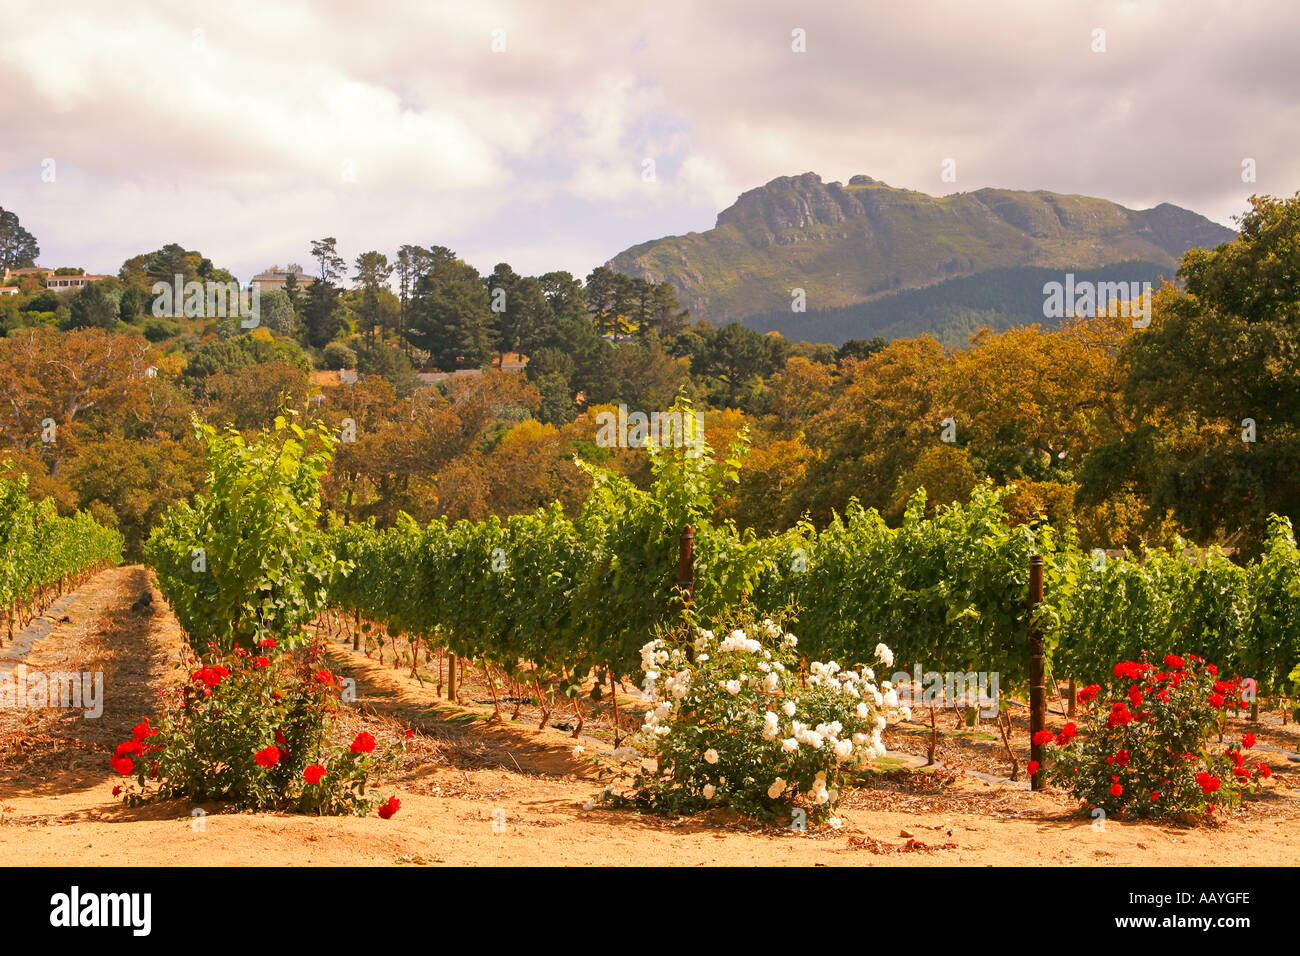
[
  {"xmin": 678, "ymin": 526, "xmax": 694, "ymax": 611},
  {"xmin": 678, "ymin": 526, "xmax": 695, "ymax": 661},
  {"xmin": 1028, "ymin": 554, "xmax": 1046, "ymax": 791}
]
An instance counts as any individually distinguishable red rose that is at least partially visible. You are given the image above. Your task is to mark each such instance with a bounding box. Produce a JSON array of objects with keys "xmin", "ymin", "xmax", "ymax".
[
  {"xmin": 1060, "ymin": 722, "xmax": 1077, "ymax": 741},
  {"xmin": 1258, "ymin": 764, "xmax": 1272, "ymax": 779},
  {"xmin": 377, "ymin": 795, "xmax": 401, "ymax": 819},
  {"xmin": 1026, "ymin": 760, "xmax": 1040, "ymax": 776},
  {"xmin": 111, "ymin": 785, "xmax": 123, "ymax": 796},
  {"xmin": 1195, "ymin": 771, "xmax": 1221, "ymax": 794},
  {"xmin": 304, "ymin": 764, "xmax": 326, "ymax": 784},
  {"xmin": 1128, "ymin": 685, "xmax": 1143, "ymax": 708},
  {"xmin": 254, "ymin": 656, "xmax": 271, "ymax": 668},
  {"xmin": 1077, "ymin": 684, "xmax": 1099, "ymax": 704},
  {"xmin": 1163, "ymin": 654, "xmax": 1184, "ymax": 670},
  {"xmin": 110, "ymin": 756, "xmax": 134, "ymax": 775},
  {"xmin": 1150, "ymin": 791, "xmax": 1159, "ymax": 800},
  {"xmin": 259, "ymin": 638, "xmax": 277, "ymax": 648},
  {"xmin": 316, "ymin": 669, "xmax": 336, "ymax": 685},
  {"xmin": 255, "ymin": 745, "xmax": 281, "ymax": 768},
  {"xmin": 131, "ymin": 719, "xmax": 155, "ymax": 742},
  {"xmin": 1110, "ymin": 783, "xmax": 1123, "ymax": 796},
  {"xmin": 1031, "ymin": 730, "xmax": 1054, "ymax": 746},
  {"xmin": 114, "ymin": 740, "xmax": 142, "ymax": 759},
  {"xmin": 1115, "ymin": 750, "xmax": 1130, "ymax": 767},
  {"xmin": 1206, "ymin": 664, "xmax": 1217, "ymax": 675},
  {"xmin": 275, "ymin": 730, "xmax": 288, "ymax": 747},
  {"xmin": 1208, "ymin": 693, "xmax": 1224, "ymax": 707},
  {"xmin": 350, "ymin": 732, "xmax": 376, "ymax": 754},
  {"xmin": 405, "ymin": 729, "xmax": 414, "ymax": 738}
]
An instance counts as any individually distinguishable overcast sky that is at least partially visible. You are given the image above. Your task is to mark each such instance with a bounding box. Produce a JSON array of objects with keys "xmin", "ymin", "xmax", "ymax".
[{"xmin": 2, "ymin": 0, "xmax": 1296, "ymax": 284}]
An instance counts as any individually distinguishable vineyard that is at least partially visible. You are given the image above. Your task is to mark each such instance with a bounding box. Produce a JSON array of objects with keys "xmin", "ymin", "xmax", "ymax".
[
  {"xmin": 0, "ymin": 470, "xmax": 123, "ymax": 643},
  {"xmin": 3, "ymin": 409, "xmax": 1299, "ymax": 868},
  {"xmin": 305, "ymin": 424, "xmax": 1300, "ymax": 729},
  {"xmin": 128, "ymin": 407, "xmax": 1300, "ymax": 763}
]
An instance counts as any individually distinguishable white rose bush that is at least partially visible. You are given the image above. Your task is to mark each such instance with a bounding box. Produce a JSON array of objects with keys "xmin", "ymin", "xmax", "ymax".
[{"xmin": 606, "ymin": 617, "xmax": 906, "ymax": 822}]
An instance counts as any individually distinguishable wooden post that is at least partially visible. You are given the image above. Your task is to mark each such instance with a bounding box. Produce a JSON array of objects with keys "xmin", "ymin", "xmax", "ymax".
[
  {"xmin": 678, "ymin": 526, "xmax": 695, "ymax": 662},
  {"xmin": 448, "ymin": 652, "xmax": 458, "ymax": 702},
  {"xmin": 1028, "ymin": 555, "xmax": 1046, "ymax": 791},
  {"xmin": 678, "ymin": 526, "xmax": 695, "ymax": 611}
]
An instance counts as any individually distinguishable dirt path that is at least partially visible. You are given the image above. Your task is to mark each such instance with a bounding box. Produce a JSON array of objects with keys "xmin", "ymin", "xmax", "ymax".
[{"xmin": 3, "ymin": 566, "xmax": 1299, "ymax": 866}]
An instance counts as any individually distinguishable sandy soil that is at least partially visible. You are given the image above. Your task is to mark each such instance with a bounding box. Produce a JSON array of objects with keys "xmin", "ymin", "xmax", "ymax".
[{"xmin": 2, "ymin": 565, "xmax": 1298, "ymax": 867}]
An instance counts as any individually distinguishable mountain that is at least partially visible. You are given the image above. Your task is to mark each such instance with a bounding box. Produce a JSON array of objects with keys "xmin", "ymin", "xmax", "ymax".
[
  {"xmin": 607, "ymin": 173, "xmax": 1237, "ymax": 340},
  {"xmin": 744, "ymin": 260, "xmax": 1174, "ymax": 348}
]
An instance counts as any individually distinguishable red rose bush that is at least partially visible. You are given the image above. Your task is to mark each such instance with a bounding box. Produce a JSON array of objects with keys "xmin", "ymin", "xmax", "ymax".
[
  {"xmin": 1040, "ymin": 653, "xmax": 1270, "ymax": 818},
  {"xmin": 112, "ymin": 637, "xmax": 396, "ymax": 815}
]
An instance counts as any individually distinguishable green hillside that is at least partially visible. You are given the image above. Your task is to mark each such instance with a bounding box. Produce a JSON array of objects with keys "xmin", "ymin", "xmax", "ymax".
[
  {"xmin": 607, "ymin": 173, "xmax": 1237, "ymax": 331},
  {"xmin": 744, "ymin": 260, "xmax": 1175, "ymax": 347}
]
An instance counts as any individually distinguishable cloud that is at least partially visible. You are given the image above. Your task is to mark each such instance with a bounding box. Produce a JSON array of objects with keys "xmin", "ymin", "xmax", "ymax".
[{"xmin": 1, "ymin": 0, "xmax": 1296, "ymax": 283}]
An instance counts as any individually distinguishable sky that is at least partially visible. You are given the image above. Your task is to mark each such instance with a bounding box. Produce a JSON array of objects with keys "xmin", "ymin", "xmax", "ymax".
[{"xmin": 2, "ymin": 0, "xmax": 1297, "ymax": 285}]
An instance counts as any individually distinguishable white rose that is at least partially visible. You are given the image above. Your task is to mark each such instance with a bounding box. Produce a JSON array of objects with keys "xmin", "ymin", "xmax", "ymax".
[
  {"xmin": 874, "ymin": 643, "xmax": 894, "ymax": 668},
  {"xmin": 767, "ymin": 777, "xmax": 787, "ymax": 799},
  {"xmin": 782, "ymin": 700, "xmax": 796, "ymax": 717},
  {"xmin": 704, "ymin": 748, "xmax": 720, "ymax": 764},
  {"xmin": 702, "ymin": 783, "xmax": 716, "ymax": 799},
  {"xmin": 781, "ymin": 737, "xmax": 799, "ymax": 753}
]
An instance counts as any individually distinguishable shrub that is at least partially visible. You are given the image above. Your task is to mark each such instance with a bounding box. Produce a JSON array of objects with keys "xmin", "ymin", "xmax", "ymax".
[
  {"xmin": 322, "ymin": 341, "xmax": 357, "ymax": 370},
  {"xmin": 1040, "ymin": 653, "xmax": 1270, "ymax": 819},
  {"xmin": 112, "ymin": 636, "xmax": 396, "ymax": 814},
  {"xmin": 142, "ymin": 317, "xmax": 179, "ymax": 342},
  {"xmin": 606, "ymin": 618, "xmax": 904, "ymax": 824}
]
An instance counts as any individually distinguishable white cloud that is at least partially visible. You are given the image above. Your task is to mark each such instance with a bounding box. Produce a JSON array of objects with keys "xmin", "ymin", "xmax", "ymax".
[{"xmin": 1, "ymin": 0, "xmax": 1296, "ymax": 282}]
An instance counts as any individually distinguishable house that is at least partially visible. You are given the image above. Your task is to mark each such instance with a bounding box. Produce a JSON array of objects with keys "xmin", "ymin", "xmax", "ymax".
[
  {"xmin": 0, "ymin": 286, "xmax": 20, "ymax": 296},
  {"xmin": 44, "ymin": 273, "xmax": 111, "ymax": 291},
  {"xmin": 2, "ymin": 266, "xmax": 53, "ymax": 283},
  {"xmin": 251, "ymin": 264, "xmax": 308, "ymax": 294}
]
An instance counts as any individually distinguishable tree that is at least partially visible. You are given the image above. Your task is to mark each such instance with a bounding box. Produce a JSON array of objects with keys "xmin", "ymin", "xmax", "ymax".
[
  {"xmin": 63, "ymin": 282, "xmax": 117, "ymax": 331},
  {"xmin": 1079, "ymin": 193, "xmax": 1300, "ymax": 552},
  {"xmin": 258, "ymin": 289, "xmax": 298, "ymax": 336},
  {"xmin": 0, "ymin": 207, "xmax": 39, "ymax": 271},
  {"xmin": 353, "ymin": 251, "xmax": 393, "ymax": 344},
  {"xmin": 407, "ymin": 247, "xmax": 495, "ymax": 369},
  {"xmin": 485, "ymin": 263, "xmax": 548, "ymax": 363},
  {"xmin": 690, "ymin": 322, "xmax": 786, "ymax": 406},
  {"xmin": 837, "ymin": 337, "xmax": 887, "ymax": 362},
  {"xmin": 584, "ymin": 266, "xmax": 636, "ymax": 337},
  {"xmin": 300, "ymin": 238, "xmax": 347, "ymax": 349}
]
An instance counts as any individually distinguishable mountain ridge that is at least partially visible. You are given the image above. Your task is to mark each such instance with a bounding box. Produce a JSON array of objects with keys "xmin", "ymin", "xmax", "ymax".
[{"xmin": 607, "ymin": 172, "xmax": 1237, "ymax": 328}]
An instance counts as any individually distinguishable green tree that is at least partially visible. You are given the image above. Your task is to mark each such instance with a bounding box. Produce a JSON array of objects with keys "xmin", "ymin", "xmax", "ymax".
[
  {"xmin": 485, "ymin": 263, "xmax": 548, "ymax": 363},
  {"xmin": 407, "ymin": 247, "xmax": 495, "ymax": 369},
  {"xmin": 0, "ymin": 207, "xmax": 39, "ymax": 271},
  {"xmin": 691, "ymin": 322, "xmax": 786, "ymax": 406},
  {"xmin": 353, "ymin": 251, "xmax": 393, "ymax": 344}
]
